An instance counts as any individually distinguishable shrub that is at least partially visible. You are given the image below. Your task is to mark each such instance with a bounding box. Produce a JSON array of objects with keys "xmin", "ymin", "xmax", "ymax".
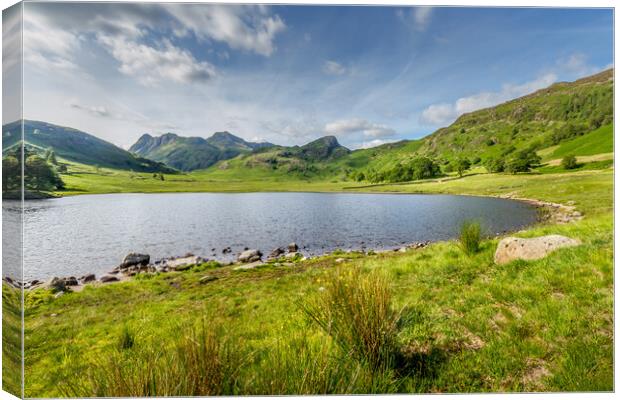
[
  {"xmin": 562, "ymin": 154, "xmax": 579, "ymax": 170},
  {"xmin": 459, "ymin": 221, "xmax": 481, "ymax": 255},
  {"xmin": 299, "ymin": 268, "xmax": 401, "ymax": 371},
  {"xmin": 505, "ymin": 149, "xmax": 541, "ymax": 174},
  {"xmin": 484, "ymin": 157, "xmax": 505, "ymax": 173}
]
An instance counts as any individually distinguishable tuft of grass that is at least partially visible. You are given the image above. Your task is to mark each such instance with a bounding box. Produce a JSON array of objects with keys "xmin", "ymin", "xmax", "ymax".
[
  {"xmin": 67, "ymin": 320, "xmax": 242, "ymax": 397},
  {"xmin": 459, "ymin": 221, "xmax": 482, "ymax": 255},
  {"xmin": 299, "ymin": 267, "xmax": 402, "ymax": 371},
  {"xmin": 118, "ymin": 325, "xmax": 135, "ymax": 350}
]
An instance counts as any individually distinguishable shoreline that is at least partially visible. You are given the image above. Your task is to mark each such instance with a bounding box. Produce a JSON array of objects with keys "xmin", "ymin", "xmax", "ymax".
[{"xmin": 6, "ymin": 190, "xmax": 583, "ymax": 292}]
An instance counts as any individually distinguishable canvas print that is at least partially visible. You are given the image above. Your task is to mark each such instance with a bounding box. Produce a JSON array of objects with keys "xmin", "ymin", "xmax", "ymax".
[{"xmin": 1, "ymin": 2, "xmax": 614, "ymax": 397}]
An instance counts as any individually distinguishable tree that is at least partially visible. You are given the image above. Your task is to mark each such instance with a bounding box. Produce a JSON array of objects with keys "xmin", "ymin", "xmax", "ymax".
[
  {"xmin": 453, "ymin": 158, "xmax": 471, "ymax": 177},
  {"xmin": 2, "ymin": 156, "xmax": 20, "ymax": 191},
  {"xmin": 44, "ymin": 148, "xmax": 58, "ymax": 165},
  {"xmin": 561, "ymin": 154, "xmax": 578, "ymax": 170},
  {"xmin": 505, "ymin": 149, "xmax": 541, "ymax": 174},
  {"xmin": 484, "ymin": 157, "xmax": 505, "ymax": 173},
  {"xmin": 24, "ymin": 155, "xmax": 65, "ymax": 191}
]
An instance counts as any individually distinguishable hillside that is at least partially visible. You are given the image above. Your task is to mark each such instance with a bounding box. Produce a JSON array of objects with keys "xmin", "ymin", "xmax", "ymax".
[
  {"xmin": 2, "ymin": 120, "xmax": 174, "ymax": 173},
  {"xmin": 129, "ymin": 131, "xmax": 273, "ymax": 171},
  {"xmin": 203, "ymin": 69, "xmax": 613, "ymax": 180}
]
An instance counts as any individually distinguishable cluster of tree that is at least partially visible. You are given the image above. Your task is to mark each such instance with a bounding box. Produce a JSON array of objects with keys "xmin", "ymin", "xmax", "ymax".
[
  {"xmin": 547, "ymin": 122, "xmax": 589, "ymax": 146},
  {"xmin": 2, "ymin": 147, "xmax": 65, "ymax": 193},
  {"xmin": 561, "ymin": 154, "xmax": 579, "ymax": 170},
  {"xmin": 352, "ymin": 157, "xmax": 441, "ymax": 183},
  {"xmin": 484, "ymin": 148, "xmax": 541, "ymax": 174}
]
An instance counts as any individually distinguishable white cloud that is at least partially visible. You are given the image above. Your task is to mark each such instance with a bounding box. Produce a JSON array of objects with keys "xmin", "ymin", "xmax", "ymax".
[
  {"xmin": 69, "ymin": 102, "xmax": 111, "ymax": 118},
  {"xmin": 325, "ymin": 118, "xmax": 396, "ymax": 139},
  {"xmin": 322, "ymin": 60, "xmax": 347, "ymax": 76},
  {"xmin": 165, "ymin": 4, "xmax": 286, "ymax": 56},
  {"xmin": 420, "ymin": 73, "xmax": 557, "ymax": 126},
  {"xmin": 98, "ymin": 36, "xmax": 216, "ymax": 86},
  {"xmin": 397, "ymin": 7, "xmax": 434, "ymax": 32},
  {"xmin": 358, "ymin": 139, "xmax": 395, "ymax": 149},
  {"xmin": 23, "ymin": 12, "xmax": 79, "ymax": 71},
  {"xmin": 556, "ymin": 52, "xmax": 608, "ymax": 77}
]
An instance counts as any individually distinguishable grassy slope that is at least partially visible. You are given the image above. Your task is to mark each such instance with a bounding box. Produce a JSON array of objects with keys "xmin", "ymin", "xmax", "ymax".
[
  {"xmin": 544, "ymin": 123, "xmax": 613, "ymax": 160},
  {"xmin": 24, "ymin": 168, "xmax": 613, "ymax": 396}
]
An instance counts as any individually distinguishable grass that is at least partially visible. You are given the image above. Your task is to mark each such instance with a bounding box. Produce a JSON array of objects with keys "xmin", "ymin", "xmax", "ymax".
[
  {"xmin": 545, "ymin": 124, "xmax": 613, "ymax": 161},
  {"xmin": 459, "ymin": 221, "xmax": 482, "ymax": 255},
  {"xmin": 20, "ymin": 165, "xmax": 613, "ymax": 396}
]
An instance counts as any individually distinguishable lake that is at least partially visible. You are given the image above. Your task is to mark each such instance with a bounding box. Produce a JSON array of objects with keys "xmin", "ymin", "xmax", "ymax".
[{"xmin": 5, "ymin": 192, "xmax": 538, "ymax": 280}]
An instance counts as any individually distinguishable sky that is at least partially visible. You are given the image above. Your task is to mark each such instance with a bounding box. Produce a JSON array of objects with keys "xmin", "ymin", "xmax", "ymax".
[{"xmin": 2, "ymin": 3, "xmax": 614, "ymax": 149}]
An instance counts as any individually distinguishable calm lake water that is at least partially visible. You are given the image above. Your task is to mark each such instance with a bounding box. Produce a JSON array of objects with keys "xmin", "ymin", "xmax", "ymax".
[{"xmin": 6, "ymin": 192, "xmax": 537, "ymax": 280}]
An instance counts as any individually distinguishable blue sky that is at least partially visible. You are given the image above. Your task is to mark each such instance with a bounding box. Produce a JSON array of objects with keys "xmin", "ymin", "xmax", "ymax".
[{"xmin": 5, "ymin": 4, "xmax": 613, "ymax": 149}]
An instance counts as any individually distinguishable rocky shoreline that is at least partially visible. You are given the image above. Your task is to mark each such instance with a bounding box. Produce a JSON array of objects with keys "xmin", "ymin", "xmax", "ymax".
[
  {"xmin": 4, "ymin": 196, "xmax": 583, "ymax": 294},
  {"xmin": 4, "ymin": 240, "xmax": 432, "ymax": 293}
]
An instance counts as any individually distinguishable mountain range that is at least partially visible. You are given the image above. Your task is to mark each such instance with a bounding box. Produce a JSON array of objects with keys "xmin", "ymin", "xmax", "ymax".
[
  {"xmin": 129, "ymin": 131, "xmax": 273, "ymax": 171},
  {"xmin": 1, "ymin": 69, "xmax": 613, "ymax": 178}
]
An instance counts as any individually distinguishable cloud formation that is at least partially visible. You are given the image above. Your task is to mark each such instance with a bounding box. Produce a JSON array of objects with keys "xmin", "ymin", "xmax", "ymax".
[
  {"xmin": 322, "ymin": 60, "xmax": 347, "ymax": 76},
  {"xmin": 420, "ymin": 73, "xmax": 557, "ymax": 126},
  {"xmin": 397, "ymin": 7, "xmax": 433, "ymax": 32},
  {"xmin": 325, "ymin": 118, "xmax": 396, "ymax": 139}
]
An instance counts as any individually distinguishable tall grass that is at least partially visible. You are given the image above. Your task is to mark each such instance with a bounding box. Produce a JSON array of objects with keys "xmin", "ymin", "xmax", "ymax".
[
  {"xmin": 299, "ymin": 267, "xmax": 402, "ymax": 372},
  {"xmin": 66, "ymin": 320, "xmax": 242, "ymax": 397},
  {"xmin": 459, "ymin": 221, "xmax": 482, "ymax": 255}
]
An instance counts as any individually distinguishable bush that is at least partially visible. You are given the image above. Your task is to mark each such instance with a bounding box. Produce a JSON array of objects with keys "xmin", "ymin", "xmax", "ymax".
[
  {"xmin": 299, "ymin": 268, "xmax": 401, "ymax": 371},
  {"xmin": 459, "ymin": 221, "xmax": 481, "ymax": 255},
  {"xmin": 484, "ymin": 157, "xmax": 505, "ymax": 173},
  {"xmin": 562, "ymin": 154, "xmax": 579, "ymax": 170},
  {"xmin": 505, "ymin": 149, "xmax": 541, "ymax": 174}
]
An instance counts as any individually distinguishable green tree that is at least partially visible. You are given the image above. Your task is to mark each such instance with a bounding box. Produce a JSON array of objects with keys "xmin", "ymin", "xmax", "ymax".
[
  {"xmin": 44, "ymin": 148, "xmax": 58, "ymax": 165},
  {"xmin": 453, "ymin": 158, "xmax": 471, "ymax": 178},
  {"xmin": 24, "ymin": 155, "xmax": 65, "ymax": 191},
  {"xmin": 561, "ymin": 154, "xmax": 578, "ymax": 170},
  {"xmin": 484, "ymin": 157, "xmax": 505, "ymax": 173},
  {"xmin": 2, "ymin": 156, "xmax": 20, "ymax": 191},
  {"xmin": 505, "ymin": 149, "xmax": 541, "ymax": 174}
]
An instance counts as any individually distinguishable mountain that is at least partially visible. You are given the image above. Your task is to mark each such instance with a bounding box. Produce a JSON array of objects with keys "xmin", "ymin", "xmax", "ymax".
[
  {"xmin": 418, "ymin": 69, "xmax": 613, "ymax": 161},
  {"xmin": 129, "ymin": 131, "xmax": 274, "ymax": 171},
  {"xmin": 204, "ymin": 69, "xmax": 613, "ymax": 180},
  {"xmin": 2, "ymin": 120, "xmax": 175, "ymax": 173}
]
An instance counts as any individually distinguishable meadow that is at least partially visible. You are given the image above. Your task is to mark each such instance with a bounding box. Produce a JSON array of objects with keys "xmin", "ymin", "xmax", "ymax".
[{"xmin": 16, "ymin": 165, "xmax": 613, "ymax": 396}]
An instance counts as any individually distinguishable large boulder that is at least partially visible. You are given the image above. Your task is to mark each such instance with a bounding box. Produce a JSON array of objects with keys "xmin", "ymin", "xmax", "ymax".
[
  {"xmin": 166, "ymin": 255, "xmax": 204, "ymax": 271},
  {"xmin": 120, "ymin": 253, "xmax": 150, "ymax": 269},
  {"xmin": 494, "ymin": 235, "xmax": 581, "ymax": 265},
  {"xmin": 100, "ymin": 275, "xmax": 119, "ymax": 283},
  {"xmin": 238, "ymin": 249, "xmax": 262, "ymax": 263},
  {"xmin": 80, "ymin": 274, "xmax": 96, "ymax": 283},
  {"xmin": 288, "ymin": 242, "xmax": 299, "ymax": 253}
]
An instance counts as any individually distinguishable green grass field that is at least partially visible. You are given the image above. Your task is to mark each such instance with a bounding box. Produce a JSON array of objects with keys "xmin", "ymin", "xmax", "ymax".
[{"xmin": 20, "ymin": 164, "xmax": 613, "ymax": 396}]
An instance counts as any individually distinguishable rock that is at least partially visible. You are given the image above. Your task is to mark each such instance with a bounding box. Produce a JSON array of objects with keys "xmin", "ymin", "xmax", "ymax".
[
  {"xmin": 167, "ymin": 255, "xmax": 203, "ymax": 271},
  {"xmin": 100, "ymin": 275, "xmax": 119, "ymax": 283},
  {"xmin": 80, "ymin": 274, "xmax": 96, "ymax": 283},
  {"xmin": 233, "ymin": 261, "xmax": 265, "ymax": 271},
  {"xmin": 285, "ymin": 252, "xmax": 300, "ymax": 259},
  {"xmin": 268, "ymin": 247, "xmax": 285, "ymax": 259},
  {"xmin": 398, "ymin": 247, "xmax": 407, "ymax": 253},
  {"xmin": 222, "ymin": 247, "xmax": 232, "ymax": 254},
  {"xmin": 335, "ymin": 258, "xmax": 345, "ymax": 263},
  {"xmin": 238, "ymin": 249, "xmax": 262, "ymax": 263},
  {"xmin": 494, "ymin": 235, "xmax": 581, "ymax": 265},
  {"xmin": 63, "ymin": 276, "xmax": 79, "ymax": 286},
  {"xmin": 120, "ymin": 253, "xmax": 150, "ymax": 269},
  {"xmin": 43, "ymin": 277, "xmax": 66, "ymax": 292},
  {"xmin": 288, "ymin": 242, "xmax": 299, "ymax": 253},
  {"xmin": 199, "ymin": 275, "xmax": 218, "ymax": 284},
  {"xmin": 54, "ymin": 291, "xmax": 64, "ymax": 299}
]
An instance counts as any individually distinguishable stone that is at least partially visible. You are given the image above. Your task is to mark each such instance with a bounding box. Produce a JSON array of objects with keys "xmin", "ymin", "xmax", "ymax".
[
  {"xmin": 80, "ymin": 274, "xmax": 96, "ymax": 283},
  {"xmin": 285, "ymin": 252, "xmax": 300, "ymax": 259},
  {"xmin": 233, "ymin": 261, "xmax": 264, "ymax": 271},
  {"xmin": 100, "ymin": 275, "xmax": 119, "ymax": 283},
  {"xmin": 120, "ymin": 253, "xmax": 150, "ymax": 269},
  {"xmin": 288, "ymin": 242, "xmax": 299, "ymax": 253},
  {"xmin": 167, "ymin": 255, "xmax": 203, "ymax": 271},
  {"xmin": 268, "ymin": 247, "xmax": 285, "ymax": 259},
  {"xmin": 63, "ymin": 276, "xmax": 79, "ymax": 286},
  {"xmin": 494, "ymin": 235, "xmax": 581, "ymax": 265},
  {"xmin": 238, "ymin": 249, "xmax": 262, "ymax": 263},
  {"xmin": 43, "ymin": 277, "xmax": 66, "ymax": 292},
  {"xmin": 199, "ymin": 275, "xmax": 218, "ymax": 284},
  {"xmin": 54, "ymin": 291, "xmax": 64, "ymax": 299}
]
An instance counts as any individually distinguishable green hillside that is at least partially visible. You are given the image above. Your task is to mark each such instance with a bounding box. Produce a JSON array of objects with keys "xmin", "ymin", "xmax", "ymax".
[
  {"xmin": 2, "ymin": 120, "xmax": 174, "ymax": 173},
  {"xmin": 129, "ymin": 131, "xmax": 273, "ymax": 171},
  {"xmin": 199, "ymin": 69, "xmax": 612, "ymax": 182},
  {"xmin": 544, "ymin": 123, "xmax": 613, "ymax": 160}
]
